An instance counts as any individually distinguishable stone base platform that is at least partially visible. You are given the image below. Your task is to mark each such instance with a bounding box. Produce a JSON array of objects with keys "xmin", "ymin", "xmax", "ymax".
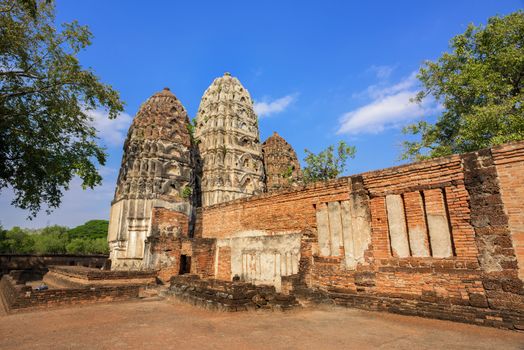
[
  {"xmin": 43, "ymin": 266, "xmax": 157, "ymax": 289},
  {"xmin": 0, "ymin": 267, "xmax": 158, "ymax": 313}
]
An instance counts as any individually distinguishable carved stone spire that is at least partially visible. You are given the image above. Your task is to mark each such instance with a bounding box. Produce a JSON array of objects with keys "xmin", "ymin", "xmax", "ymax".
[
  {"xmin": 113, "ymin": 87, "xmax": 192, "ymax": 203},
  {"xmin": 195, "ymin": 73, "xmax": 266, "ymax": 206},
  {"xmin": 262, "ymin": 131, "xmax": 301, "ymax": 191},
  {"xmin": 108, "ymin": 88, "xmax": 193, "ymax": 270}
]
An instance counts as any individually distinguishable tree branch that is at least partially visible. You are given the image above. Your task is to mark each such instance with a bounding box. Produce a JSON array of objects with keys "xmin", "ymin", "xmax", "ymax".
[
  {"xmin": 0, "ymin": 1, "xmax": 16, "ymax": 15},
  {"xmin": 0, "ymin": 81, "xmax": 77, "ymax": 100},
  {"xmin": 0, "ymin": 70, "xmax": 40, "ymax": 79}
]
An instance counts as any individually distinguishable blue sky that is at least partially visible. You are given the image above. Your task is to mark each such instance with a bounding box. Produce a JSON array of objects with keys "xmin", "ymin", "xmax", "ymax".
[{"xmin": 1, "ymin": 0, "xmax": 522, "ymax": 229}]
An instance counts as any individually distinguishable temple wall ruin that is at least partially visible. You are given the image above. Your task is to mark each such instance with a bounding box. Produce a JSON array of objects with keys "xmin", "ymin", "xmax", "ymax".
[
  {"xmin": 168, "ymin": 141, "xmax": 524, "ymax": 329},
  {"xmin": 106, "ymin": 78, "xmax": 524, "ymax": 328}
]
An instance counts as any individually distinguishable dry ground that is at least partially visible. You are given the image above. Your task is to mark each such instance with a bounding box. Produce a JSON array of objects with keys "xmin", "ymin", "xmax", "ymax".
[{"xmin": 0, "ymin": 299, "xmax": 523, "ymax": 350}]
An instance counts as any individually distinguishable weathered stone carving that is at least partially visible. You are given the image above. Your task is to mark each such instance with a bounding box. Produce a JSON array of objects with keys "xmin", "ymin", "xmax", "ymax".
[
  {"xmin": 108, "ymin": 88, "xmax": 193, "ymax": 270},
  {"xmin": 194, "ymin": 72, "xmax": 266, "ymax": 207},
  {"xmin": 262, "ymin": 131, "xmax": 301, "ymax": 191}
]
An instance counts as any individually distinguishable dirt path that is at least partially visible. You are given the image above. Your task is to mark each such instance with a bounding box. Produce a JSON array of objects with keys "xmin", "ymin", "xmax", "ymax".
[{"xmin": 0, "ymin": 299, "xmax": 523, "ymax": 349}]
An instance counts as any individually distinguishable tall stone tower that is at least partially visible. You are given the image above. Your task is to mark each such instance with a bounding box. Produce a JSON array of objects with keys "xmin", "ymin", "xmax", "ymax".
[
  {"xmin": 108, "ymin": 88, "xmax": 194, "ymax": 270},
  {"xmin": 194, "ymin": 73, "xmax": 265, "ymax": 206},
  {"xmin": 262, "ymin": 132, "xmax": 302, "ymax": 191}
]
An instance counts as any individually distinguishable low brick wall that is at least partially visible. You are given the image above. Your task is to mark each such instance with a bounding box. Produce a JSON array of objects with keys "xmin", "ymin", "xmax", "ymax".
[
  {"xmin": 47, "ymin": 266, "xmax": 156, "ymax": 280},
  {"xmin": 0, "ymin": 254, "xmax": 108, "ymax": 278},
  {"xmin": 43, "ymin": 266, "xmax": 157, "ymax": 289},
  {"xmin": 169, "ymin": 275, "xmax": 298, "ymax": 311},
  {"xmin": 0, "ymin": 272, "xmax": 141, "ymax": 313},
  {"xmin": 315, "ymin": 287, "xmax": 524, "ymax": 330}
]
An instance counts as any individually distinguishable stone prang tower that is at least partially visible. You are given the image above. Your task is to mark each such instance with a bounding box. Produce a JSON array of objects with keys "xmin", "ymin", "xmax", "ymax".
[
  {"xmin": 262, "ymin": 131, "xmax": 301, "ymax": 191},
  {"xmin": 194, "ymin": 73, "xmax": 266, "ymax": 206},
  {"xmin": 108, "ymin": 88, "xmax": 194, "ymax": 270}
]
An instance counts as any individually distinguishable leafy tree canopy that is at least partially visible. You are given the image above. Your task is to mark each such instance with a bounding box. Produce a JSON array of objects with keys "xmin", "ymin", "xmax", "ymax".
[
  {"xmin": 1, "ymin": 226, "xmax": 35, "ymax": 253},
  {"xmin": 402, "ymin": 11, "xmax": 524, "ymax": 160},
  {"xmin": 67, "ymin": 219, "xmax": 108, "ymax": 240},
  {"xmin": 302, "ymin": 141, "xmax": 356, "ymax": 183},
  {"xmin": 0, "ymin": 220, "xmax": 109, "ymax": 254},
  {"xmin": 0, "ymin": 0, "xmax": 124, "ymax": 216}
]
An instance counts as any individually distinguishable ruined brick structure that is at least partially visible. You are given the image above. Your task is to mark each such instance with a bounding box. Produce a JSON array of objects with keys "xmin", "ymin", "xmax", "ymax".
[
  {"xmin": 108, "ymin": 74, "xmax": 524, "ymax": 329},
  {"xmin": 189, "ymin": 142, "xmax": 524, "ymax": 329},
  {"xmin": 262, "ymin": 131, "xmax": 301, "ymax": 190},
  {"xmin": 0, "ymin": 268, "xmax": 151, "ymax": 313}
]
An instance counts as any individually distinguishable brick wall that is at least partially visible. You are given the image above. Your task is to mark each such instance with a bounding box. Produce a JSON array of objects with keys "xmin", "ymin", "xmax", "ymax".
[
  {"xmin": 181, "ymin": 141, "xmax": 524, "ymax": 329},
  {"xmin": 492, "ymin": 142, "xmax": 524, "ymax": 280},
  {"xmin": 0, "ymin": 254, "xmax": 108, "ymax": 277},
  {"xmin": 148, "ymin": 207, "xmax": 189, "ymax": 282},
  {"xmin": 151, "ymin": 207, "xmax": 190, "ymax": 238},
  {"xmin": 191, "ymin": 239, "xmax": 216, "ymax": 278},
  {"xmin": 464, "ymin": 148, "xmax": 524, "ymax": 315},
  {"xmin": 216, "ymin": 247, "xmax": 231, "ymax": 281},
  {"xmin": 200, "ymin": 179, "xmax": 350, "ymax": 239}
]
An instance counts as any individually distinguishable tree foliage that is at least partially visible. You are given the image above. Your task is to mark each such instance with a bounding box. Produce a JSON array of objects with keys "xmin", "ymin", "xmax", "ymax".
[
  {"xmin": 302, "ymin": 141, "xmax": 356, "ymax": 183},
  {"xmin": 402, "ymin": 11, "xmax": 524, "ymax": 160},
  {"xmin": 0, "ymin": 220, "xmax": 109, "ymax": 254},
  {"xmin": 1, "ymin": 226, "xmax": 35, "ymax": 253},
  {"xmin": 67, "ymin": 219, "xmax": 108, "ymax": 240},
  {"xmin": 65, "ymin": 237, "xmax": 108, "ymax": 254},
  {"xmin": 0, "ymin": 0, "xmax": 124, "ymax": 216}
]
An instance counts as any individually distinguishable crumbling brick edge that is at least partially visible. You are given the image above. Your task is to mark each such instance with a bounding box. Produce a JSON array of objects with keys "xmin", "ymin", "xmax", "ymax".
[
  {"xmin": 0, "ymin": 273, "xmax": 142, "ymax": 314},
  {"xmin": 294, "ymin": 287, "xmax": 524, "ymax": 331},
  {"xmin": 168, "ymin": 274, "xmax": 299, "ymax": 312}
]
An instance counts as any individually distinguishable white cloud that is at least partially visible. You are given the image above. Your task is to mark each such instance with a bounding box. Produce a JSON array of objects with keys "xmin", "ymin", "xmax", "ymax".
[
  {"xmin": 88, "ymin": 109, "xmax": 132, "ymax": 147},
  {"xmin": 367, "ymin": 65, "xmax": 395, "ymax": 80},
  {"xmin": 338, "ymin": 72, "xmax": 439, "ymax": 135},
  {"xmin": 254, "ymin": 94, "xmax": 296, "ymax": 117}
]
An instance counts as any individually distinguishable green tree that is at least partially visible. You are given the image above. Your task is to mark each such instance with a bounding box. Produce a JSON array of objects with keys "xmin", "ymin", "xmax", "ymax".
[
  {"xmin": 33, "ymin": 232, "xmax": 66, "ymax": 254},
  {"xmin": 0, "ymin": 0, "xmax": 124, "ymax": 216},
  {"xmin": 0, "ymin": 225, "xmax": 8, "ymax": 253},
  {"xmin": 3, "ymin": 226, "xmax": 34, "ymax": 253},
  {"xmin": 32, "ymin": 224, "xmax": 68, "ymax": 253},
  {"xmin": 67, "ymin": 219, "xmax": 108, "ymax": 240},
  {"xmin": 402, "ymin": 11, "xmax": 524, "ymax": 160},
  {"xmin": 86, "ymin": 238, "xmax": 109, "ymax": 254},
  {"xmin": 40, "ymin": 224, "xmax": 68, "ymax": 236},
  {"xmin": 65, "ymin": 237, "xmax": 107, "ymax": 254},
  {"xmin": 65, "ymin": 238, "xmax": 86, "ymax": 254},
  {"xmin": 302, "ymin": 141, "xmax": 356, "ymax": 183}
]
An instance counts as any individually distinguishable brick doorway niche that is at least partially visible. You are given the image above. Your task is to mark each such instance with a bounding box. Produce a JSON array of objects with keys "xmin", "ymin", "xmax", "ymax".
[{"xmin": 179, "ymin": 255, "xmax": 191, "ymax": 275}]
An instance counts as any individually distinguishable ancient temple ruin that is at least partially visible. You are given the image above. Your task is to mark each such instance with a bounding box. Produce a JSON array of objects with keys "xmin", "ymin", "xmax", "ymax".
[
  {"xmin": 108, "ymin": 73, "xmax": 300, "ymax": 273},
  {"xmin": 108, "ymin": 87, "xmax": 194, "ymax": 271},
  {"xmin": 104, "ymin": 73, "xmax": 524, "ymax": 330},
  {"xmin": 194, "ymin": 72, "xmax": 266, "ymax": 207}
]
